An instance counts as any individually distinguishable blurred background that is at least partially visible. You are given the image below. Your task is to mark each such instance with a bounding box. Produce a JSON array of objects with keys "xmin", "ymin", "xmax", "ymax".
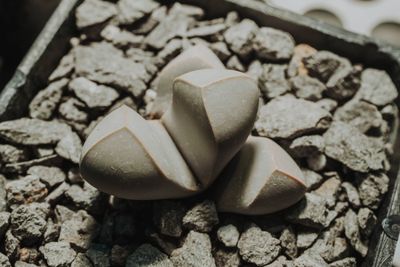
[
  {"xmin": 0, "ymin": 0, "xmax": 399, "ymax": 90},
  {"xmin": 266, "ymin": 0, "xmax": 400, "ymax": 47}
]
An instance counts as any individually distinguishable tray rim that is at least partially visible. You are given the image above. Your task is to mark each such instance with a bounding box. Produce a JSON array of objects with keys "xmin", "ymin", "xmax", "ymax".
[{"xmin": 1, "ymin": 0, "xmax": 400, "ymax": 265}]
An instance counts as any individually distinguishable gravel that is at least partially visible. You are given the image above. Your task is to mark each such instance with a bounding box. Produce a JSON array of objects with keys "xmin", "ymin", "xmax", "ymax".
[
  {"xmin": 344, "ymin": 209, "xmax": 368, "ymax": 257},
  {"xmin": 29, "ymin": 78, "xmax": 68, "ymax": 120},
  {"xmin": 27, "ymin": 166, "xmax": 66, "ymax": 189},
  {"xmin": 126, "ymin": 244, "xmax": 173, "ymax": 267},
  {"xmin": 354, "ymin": 68, "xmax": 398, "ymax": 106},
  {"xmin": 0, "ymin": 1, "xmax": 397, "ymax": 265},
  {"xmin": 259, "ymin": 64, "xmax": 290, "ymax": 98},
  {"xmin": 153, "ymin": 200, "xmax": 186, "ymax": 237},
  {"xmin": 74, "ymin": 42, "xmax": 150, "ymax": 98},
  {"xmin": 217, "ymin": 224, "xmax": 240, "ymax": 247},
  {"xmin": 324, "ymin": 122, "xmax": 387, "ymax": 172},
  {"xmin": 357, "ymin": 172, "xmax": 389, "ymax": 210},
  {"xmin": 69, "ymin": 77, "xmax": 119, "ymax": 109},
  {"xmin": 170, "ymin": 231, "xmax": 216, "ymax": 267},
  {"xmin": 10, "ymin": 203, "xmax": 49, "ymax": 246},
  {"xmin": 182, "ymin": 200, "xmax": 219, "ymax": 233},
  {"xmin": 223, "ymin": 19, "xmax": 258, "ymax": 59},
  {"xmin": 286, "ymin": 193, "xmax": 334, "ymax": 229},
  {"xmin": 0, "ymin": 118, "xmax": 71, "ymax": 145},
  {"xmin": 256, "ymin": 95, "xmax": 332, "ymax": 139},
  {"xmin": 238, "ymin": 225, "xmax": 281, "ymax": 266},
  {"xmin": 253, "ymin": 27, "xmax": 295, "ymax": 61},
  {"xmin": 40, "ymin": 241, "xmax": 76, "ymax": 267},
  {"xmin": 333, "ymin": 100, "xmax": 382, "ymax": 133},
  {"xmin": 291, "ymin": 75, "xmax": 326, "ymax": 101},
  {"xmin": 75, "ymin": 0, "xmax": 117, "ymax": 29}
]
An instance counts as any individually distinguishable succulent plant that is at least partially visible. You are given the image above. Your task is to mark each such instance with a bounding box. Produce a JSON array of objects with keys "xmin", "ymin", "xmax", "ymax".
[{"xmin": 80, "ymin": 46, "xmax": 306, "ymax": 215}]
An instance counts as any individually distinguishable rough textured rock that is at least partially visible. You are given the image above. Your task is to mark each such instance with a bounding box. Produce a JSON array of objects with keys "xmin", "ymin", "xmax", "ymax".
[
  {"xmin": 6, "ymin": 175, "xmax": 48, "ymax": 208},
  {"xmin": 18, "ymin": 247, "xmax": 40, "ymax": 264},
  {"xmin": 145, "ymin": 4, "xmax": 200, "ymax": 49},
  {"xmin": 74, "ymin": 42, "xmax": 150, "ymax": 97},
  {"xmin": 0, "ymin": 253, "xmax": 11, "ymax": 267},
  {"xmin": 280, "ymin": 226, "xmax": 297, "ymax": 259},
  {"xmin": 289, "ymin": 135, "xmax": 325, "ymax": 158},
  {"xmin": 153, "ymin": 200, "xmax": 186, "ymax": 237},
  {"xmin": 237, "ymin": 225, "xmax": 281, "ymax": 266},
  {"xmin": 40, "ymin": 241, "xmax": 76, "ymax": 267},
  {"xmin": 49, "ymin": 52, "xmax": 74, "ymax": 82},
  {"xmin": 58, "ymin": 98, "xmax": 88, "ymax": 123},
  {"xmin": 294, "ymin": 251, "xmax": 329, "ymax": 267},
  {"xmin": 126, "ymin": 244, "xmax": 173, "ymax": 267},
  {"xmin": 296, "ymin": 230, "xmax": 319, "ymax": 249},
  {"xmin": 302, "ymin": 169, "xmax": 324, "ymax": 191},
  {"xmin": 286, "ymin": 193, "xmax": 333, "ymax": 229},
  {"xmin": 101, "ymin": 25, "xmax": 144, "ymax": 49},
  {"xmin": 0, "ymin": 144, "xmax": 28, "ymax": 164},
  {"xmin": 259, "ymin": 64, "xmax": 290, "ymax": 98},
  {"xmin": 354, "ymin": 68, "xmax": 398, "ymax": 106},
  {"xmin": 256, "ymin": 95, "xmax": 332, "ymax": 139},
  {"xmin": 170, "ymin": 231, "xmax": 216, "ymax": 267},
  {"xmin": 4, "ymin": 230, "xmax": 20, "ymax": 260},
  {"xmin": 314, "ymin": 177, "xmax": 341, "ymax": 208},
  {"xmin": 59, "ymin": 210, "xmax": 98, "ymax": 250},
  {"xmin": 55, "ymin": 131, "xmax": 82, "ymax": 164},
  {"xmin": 27, "ymin": 166, "xmax": 66, "ymax": 189},
  {"xmin": 217, "ymin": 224, "xmax": 240, "ymax": 247},
  {"xmin": 307, "ymin": 226, "xmax": 350, "ymax": 262},
  {"xmin": 291, "ymin": 75, "xmax": 326, "ymax": 101},
  {"xmin": 117, "ymin": 0, "xmax": 160, "ymax": 25},
  {"xmin": 288, "ymin": 44, "xmax": 317, "ymax": 77},
  {"xmin": 357, "ymin": 172, "xmax": 389, "ymax": 210},
  {"xmin": 0, "ymin": 211, "xmax": 10, "ymax": 238},
  {"xmin": 65, "ymin": 183, "xmax": 105, "ymax": 214},
  {"xmin": 333, "ymin": 100, "xmax": 382, "ymax": 133},
  {"xmin": 341, "ymin": 182, "xmax": 360, "ymax": 208},
  {"xmin": 2, "ymin": 154, "xmax": 60, "ymax": 174},
  {"xmin": 183, "ymin": 200, "xmax": 219, "ymax": 233},
  {"xmin": 214, "ymin": 249, "xmax": 241, "ymax": 267},
  {"xmin": 344, "ymin": 209, "xmax": 368, "ymax": 257},
  {"xmin": 14, "ymin": 261, "xmax": 38, "ymax": 267},
  {"xmin": 0, "ymin": 118, "xmax": 71, "ymax": 145},
  {"xmin": 316, "ymin": 98, "xmax": 338, "ymax": 112},
  {"xmin": 186, "ymin": 23, "xmax": 226, "ymax": 38},
  {"xmin": 324, "ymin": 122, "xmax": 386, "ymax": 172},
  {"xmin": 10, "ymin": 203, "xmax": 49, "ymax": 246},
  {"xmin": 29, "ymin": 78, "xmax": 68, "ymax": 120},
  {"xmin": 0, "ymin": 175, "xmax": 7, "ymax": 211},
  {"xmin": 357, "ymin": 208, "xmax": 377, "ymax": 237},
  {"xmin": 71, "ymin": 253, "xmax": 93, "ymax": 267},
  {"xmin": 253, "ymin": 27, "xmax": 295, "ymax": 61},
  {"xmin": 223, "ymin": 19, "xmax": 258, "ymax": 59},
  {"xmin": 303, "ymin": 51, "xmax": 360, "ymax": 100},
  {"xmin": 69, "ymin": 77, "xmax": 119, "ymax": 109},
  {"xmin": 75, "ymin": 0, "xmax": 117, "ymax": 29}
]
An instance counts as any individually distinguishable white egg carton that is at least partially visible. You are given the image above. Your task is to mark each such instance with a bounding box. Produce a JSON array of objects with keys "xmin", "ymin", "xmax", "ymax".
[{"xmin": 267, "ymin": 0, "xmax": 400, "ymax": 42}]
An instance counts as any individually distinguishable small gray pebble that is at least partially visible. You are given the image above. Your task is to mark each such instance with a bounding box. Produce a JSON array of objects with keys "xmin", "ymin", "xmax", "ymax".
[{"xmin": 217, "ymin": 224, "xmax": 240, "ymax": 247}]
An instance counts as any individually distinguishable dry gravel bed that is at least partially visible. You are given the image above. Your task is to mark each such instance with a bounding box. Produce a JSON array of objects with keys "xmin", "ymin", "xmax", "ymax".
[{"xmin": 0, "ymin": 0, "xmax": 399, "ymax": 266}]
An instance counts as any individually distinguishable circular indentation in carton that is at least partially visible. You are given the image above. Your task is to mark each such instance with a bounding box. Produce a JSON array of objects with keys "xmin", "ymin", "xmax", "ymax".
[
  {"xmin": 382, "ymin": 215, "xmax": 400, "ymax": 240},
  {"xmin": 372, "ymin": 22, "xmax": 400, "ymax": 46},
  {"xmin": 304, "ymin": 9, "xmax": 343, "ymax": 28}
]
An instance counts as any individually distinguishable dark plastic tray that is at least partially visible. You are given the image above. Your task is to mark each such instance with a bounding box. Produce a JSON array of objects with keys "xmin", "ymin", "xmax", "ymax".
[{"xmin": 1, "ymin": 0, "xmax": 399, "ymax": 265}]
